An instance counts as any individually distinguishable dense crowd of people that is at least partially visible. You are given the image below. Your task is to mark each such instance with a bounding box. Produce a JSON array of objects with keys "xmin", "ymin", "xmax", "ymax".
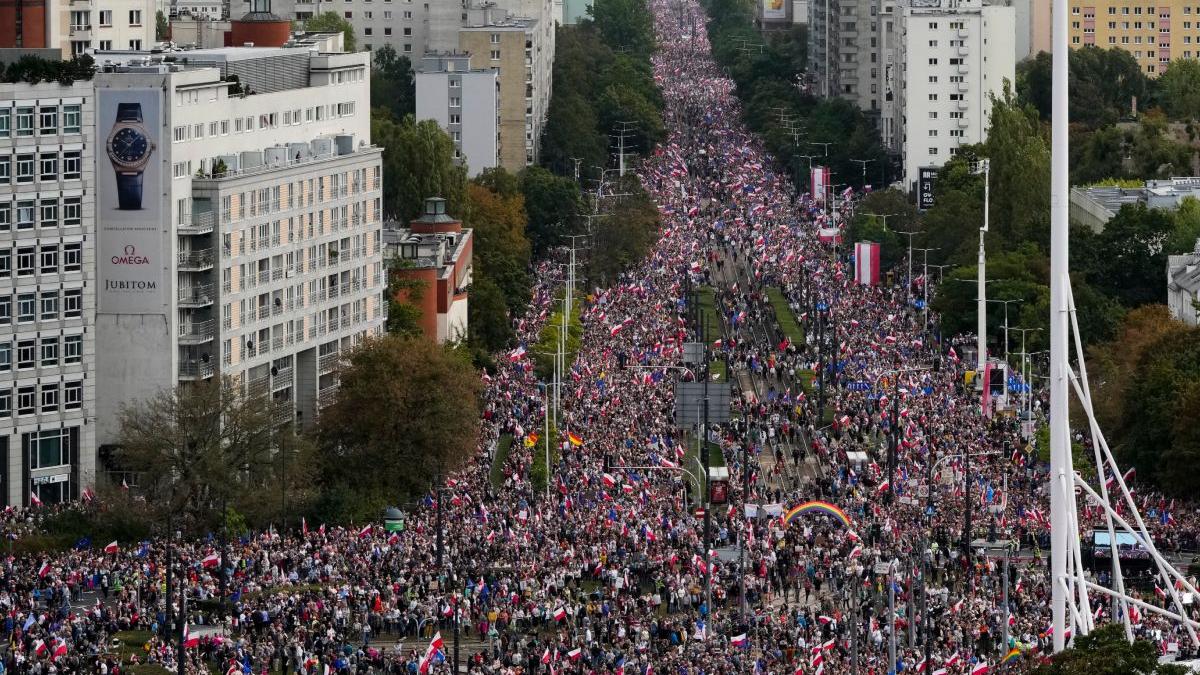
[{"xmin": 4, "ymin": 1, "xmax": 1200, "ymax": 673}]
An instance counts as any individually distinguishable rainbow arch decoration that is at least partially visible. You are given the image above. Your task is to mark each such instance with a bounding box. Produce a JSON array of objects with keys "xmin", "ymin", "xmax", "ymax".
[{"xmin": 782, "ymin": 501, "xmax": 852, "ymax": 528}]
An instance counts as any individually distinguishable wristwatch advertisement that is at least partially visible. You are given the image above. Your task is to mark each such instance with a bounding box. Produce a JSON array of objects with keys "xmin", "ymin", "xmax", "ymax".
[
  {"xmin": 98, "ymin": 89, "xmax": 165, "ymax": 315},
  {"xmin": 106, "ymin": 102, "xmax": 156, "ymax": 210}
]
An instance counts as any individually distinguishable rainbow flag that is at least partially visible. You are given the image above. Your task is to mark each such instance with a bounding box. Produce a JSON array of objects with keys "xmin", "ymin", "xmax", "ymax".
[
  {"xmin": 568, "ymin": 432, "xmax": 583, "ymax": 446},
  {"xmin": 1001, "ymin": 647, "xmax": 1021, "ymax": 664}
]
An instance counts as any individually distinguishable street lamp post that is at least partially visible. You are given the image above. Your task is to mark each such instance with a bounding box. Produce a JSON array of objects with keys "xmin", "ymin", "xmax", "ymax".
[
  {"xmin": 971, "ymin": 159, "xmax": 991, "ymax": 380},
  {"xmin": 913, "ymin": 247, "xmax": 939, "ymax": 334},
  {"xmin": 986, "ymin": 298, "xmax": 1023, "ymax": 366}
]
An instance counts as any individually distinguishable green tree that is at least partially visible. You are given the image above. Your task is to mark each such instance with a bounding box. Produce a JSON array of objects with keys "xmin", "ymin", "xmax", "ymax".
[
  {"xmin": 372, "ymin": 113, "xmax": 467, "ymax": 222},
  {"xmin": 1126, "ymin": 115, "xmax": 1193, "ymax": 179},
  {"xmin": 1156, "ymin": 58, "xmax": 1200, "ymax": 121},
  {"xmin": 303, "ymin": 12, "xmax": 356, "ymax": 51},
  {"xmin": 588, "ymin": 175, "xmax": 659, "ymax": 284},
  {"xmin": 1017, "ymin": 47, "xmax": 1147, "ymax": 127},
  {"xmin": 589, "ymin": 0, "xmax": 655, "ymax": 56},
  {"xmin": 156, "ymin": 10, "xmax": 169, "ymax": 41},
  {"xmin": 316, "ymin": 335, "xmax": 482, "ymax": 519},
  {"xmin": 371, "ymin": 46, "xmax": 415, "ymax": 120},
  {"xmin": 469, "ymin": 276, "xmax": 514, "ymax": 351},
  {"xmin": 116, "ymin": 379, "xmax": 314, "ymax": 532},
  {"xmin": 1092, "ymin": 202, "xmax": 1176, "ymax": 307},
  {"xmin": 1032, "ymin": 623, "xmax": 1190, "ymax": 675},
  {"xmin": 465, "ymin": 181, "xmax": 532, "ymax": 313},
  {"xmin": 521, "ymin": 166, "xmax": 581, "ymax": 254},
  {"xmin": 475, "ymin": 166, "xmax": 522, "ymax": 198}
]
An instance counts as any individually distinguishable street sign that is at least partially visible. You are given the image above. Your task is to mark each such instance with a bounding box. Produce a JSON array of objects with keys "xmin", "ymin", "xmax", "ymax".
[
  {"xmin": 918, "ymin": 167, "xmax": 938, "ymax": 211},
  {"xmin": 816, "ymin": 302, "xmax": 829, "ymax": 311}
]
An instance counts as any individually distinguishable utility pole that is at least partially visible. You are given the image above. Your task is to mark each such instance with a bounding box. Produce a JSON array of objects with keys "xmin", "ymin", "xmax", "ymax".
[
  {"xmin": 569, "ymin": 156, "xmax": 582, "ymax": 186},
  {"xmin": 895, "ymin": 229, "xmax": 921, "ymax": 303},
  {"xmin": 850, "ymin": 158, "xmax": 875, "ymax": 188},
  {"xmin": 811, "ymin": 141, "xmax": 833, "ymax": 157},
  {"xmin": 613, "ymin": 121, "xmax": 637, "ymax": 177},
  {"xmin": 986, "ymin": 298, "xmax": 1023, "ymax": 366},
  {"xmin": 740, "ymin": 423, "xmax": 751, "ymax": 621},
  {"xmin": 972, "ymin": 158, "xmax": 991, "ymax": 381},
  {"xmin": 888, "ymin": 558, "xmax": 898, "ymax": 675},
  {"xmin": 701, "ymin": 311, "xmax": 713, "ymax": 616},
  {"xmin": 913, "ymin": 247, "xmax": 939, "ymax": 334}
]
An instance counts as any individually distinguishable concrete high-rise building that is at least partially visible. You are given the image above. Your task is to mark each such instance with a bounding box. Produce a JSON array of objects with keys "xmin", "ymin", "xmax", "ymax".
[
  {"xmin": 808, "ymin": 0, "xmax": 896, "ymax": 120},
  {"xmin": 887, "ymin": 0, "xmax": 1015, "ymax": 191},
  {"xmin": 459, "ymin": 8, "xmax": 553, "ymax": 170},
  {"xmin": 0, "ymin": 77, "xmax": 98, "ymax": 506},
  {"xmin": 1062, "ymin": 0, "xmax": 1200, "ymax": 75},
  {"xmin": 261, "ymin": 0, "xmax": 557, "ymax": 56},
  {"xmin": 93, "ymin": 46, "xmax": 386, "ymax": 445},
  {"xmin": 416, "ymin": 52, "xmax": 499, "ymax": 177}
]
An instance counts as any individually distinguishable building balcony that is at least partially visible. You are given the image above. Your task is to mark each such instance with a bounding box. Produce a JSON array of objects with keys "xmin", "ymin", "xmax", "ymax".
[
  {"xmin": 317, "ymin": 385, "xmax": 339, "ymax": 408},
  {"xmin": 956, "ymin": 81, "xmax": 969, "ymax": 92},
  {"xmin": 957, "ymin": 63, "xmax": 969, "ymax": 74},
  {"xmin": 179, "ymin": 211, "xmax": 216, "ymax": 236},
  {"xmin": 957, "ymin": 46, "xmax": 970, "ymax": 56},
  {"xmin": 179, "ymin": 358, "xmax": 216, "ymax": 380},
  {"xmin": 178, "ymin": 250, "xmax": 215, "ymax": 271},
  {"xmin": 178, "ymin": 319, "xmax": 217, "ymax": 345},
  {"xmin": 178, "ymin": 283, "xmax": 216, "ymax": 308},
  {"xmin": 272, "ymin": 365, "xmax": 294, "ymax": 386},
  {"xmin": 318, "ymin": 352, "xmax": 341, "ymax": 373},
  {"xmin": 958, "ymin": 116, "xmax": 969, "ymax": 128}
]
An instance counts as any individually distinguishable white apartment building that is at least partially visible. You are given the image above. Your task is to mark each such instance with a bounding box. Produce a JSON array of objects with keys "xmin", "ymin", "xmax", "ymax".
[
  {"xmin": 93, "ymin": 46, "xmax": 386, "ymax": 445},
  {"xmin": 0, "ymin": 80, "xmax": 97, "ymax": 506},
  {"xmin": 416, "ymin": 52, "xmax": 499, "ymax": 177},
  {"xmin": 887, "ymin": 0, "xmax": 1015, "ymax": 191},
  {"xmin": 64, "ymin": 0, "xmax": 158, "ymax": 55}
]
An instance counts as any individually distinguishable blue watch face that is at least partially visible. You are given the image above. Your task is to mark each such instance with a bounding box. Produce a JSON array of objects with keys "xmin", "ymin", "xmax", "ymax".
[{"xmin": 111, "ymin": 127, "xmax": 149, "ymax": 162}]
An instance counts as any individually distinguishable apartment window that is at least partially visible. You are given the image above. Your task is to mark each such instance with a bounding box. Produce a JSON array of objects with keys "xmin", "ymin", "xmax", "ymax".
[
  {"xmin": 39, "ymin": 245, "xmax": 58, "ymax": 274},
  {"xmin": 38, "ymin": 106, "xmax": 57, "ymax": 135},
  {"xmin": 384, "ymin": 27, "xmax": 391, "ymax": 35},
  {"xmin": 0, "ymin": 109, "xmax": 9, "ymax": 138},
  {"xmin": 39, "ymin": 384, "xmax": 58, "ymax": 413},
  {"xmin": 0, "ymin": 156, "xmax": 9, "ymax": 184},
  {"xmin": 16, "ymin": 202, "xmax": 33, "ymax": 231},
  {"xmin": 364, "ymin": 27, "xmax": 373, "ymax": 35},
  {"xmin": 39, "ymin": 153, "xmax": 57, "ymax": 181},
  {"xmin": 928, "ymin": 21, "xmax": 938, "ymax": 28},
  {"xmin": 63, "ymin": 198, "xmax": 81, "ymax": 227},
  {"xmin": 39, "ymin": 199, "xmax": 57, "ymax": 228},
  {"xmin": 490, "ymin": 32, "xmax": 501, "ymax": 43},
  {"xmin": 929, "ymin": 129, "xmax": 939, "ymax": 136},
  {"xmin": 449, "ymin": 97, "xmax": 461, "ymax": 107},
  {"xmin": 0, "ymin": 389, "xmax": 8, "ymax": 418},
  {"xmin": 64, "ymin": 289, "xmax": 82, "ymax": 318},
  {"xmin": 1072, "ymin": 5, "xmax": 1080, "ymax": 13},
  {"xmin": 15, "ymin": 107, "xmax": 34, "ymax": 137},
  {"xmin": 16, "ymin": 247, "xmax": 34, "ymax": 276},
  {"xmin": 98, "ymin": 39, "xmax": 112, "ymax": 50},
  {"xmin": 928, "ymin": 93, "xmax": 939, "ymax": 101},
  {"xmin": 0, "ymin": 251, "xmax": 7, "ymax": 279},
  {"xmin": 174, "ymin": 162, "xmax": 189, "ymax": 178},
  {"xmin": 15, "ymin": 155, "xmax": 34, "ymax": 183},
  {"xmin": 16, "ymin": 294, "xmax": 35, "ymax": 323},
  {"xmin": 220, "ymin": 120, "xmax": 230, "ymax": 135},
  {"xmin": 174, "ymin": 126, "xmax": 187, "ymax": 142},
  {"xmin": 928, "ymin": 39, "xmax": 938, "ymax": 47},
  {"xmin": 62, "ymin": 151, "xmax": 81, "ymax": 181},
  {"xmin": 404, "ymin": 44, "xmax": 412, "ymax": 52},
  {"xmin": 64, "ymin": 335, "xmax": 82, "ymax": 364},
  {"xmin": 40, "ymin": 337, "xmax": 57, "ymax": 365},
  {"xmin": 928, "ymin": 57, "xmax": 938, "ymax": 65},
  {"xmin": 16, "ymin": 387, "xmax": 34, "ymax": 416},
  {"xmin": 64, "ymin": 381, "xmax": 82, "ymax": 410},
  {"xmin": 0, "ymin": 343, "xmax": 8, "ymax": 371},
  {"xmin": 491, "ymin": 50, "xmax": 501, "ymax": 60},
  {"xmin": 62, "ymin": 105, "xmax": 81, "ymax": 134},
  {"xmin": 62, "ymin": 243, "xmax": 81, "ymax": 272},
  {"xmin": 16, "ymin": 340, "xmax": 34, "ymax": 369},
  {"xmin": 129, "ymin": 9, "xmax": 143, "ymax": 24},
  {"xmin": 928, "ymin": 75, "xmax": 938, "ymax": 83},
  {"xmin": 449, "ymin": 114, "xmax": 461, "ymax": 124},
  {"xmin": 99, "ymin": 9, "xmax": 112, "ymax": 25},
  {"xmin": 929, "ymin": 147, "xmax": 939, "ymax": 155},
  {"xmin": 404, "ymin": 27, "xmax": 411, "ymax": 35}
]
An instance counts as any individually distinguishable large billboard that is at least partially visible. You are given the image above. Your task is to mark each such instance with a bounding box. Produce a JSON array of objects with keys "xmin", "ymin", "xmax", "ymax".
[
  {"xmin": 917, "ymin": 166, "xmax": 938, "ymax": 211},
  {"xmin": 762, "ymin": 0, "xmax": 787, "ymax": 20},
  {"xmin": 97, "ymin": 88, "xmax": 166, "ymax": 314}
]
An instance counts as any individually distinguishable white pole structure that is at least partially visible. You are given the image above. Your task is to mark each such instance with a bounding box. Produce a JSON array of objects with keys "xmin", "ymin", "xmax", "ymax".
[
  {"xmin": 1049, "ymin": 0, "xmax": 1072, "ymax": 648},
  {"xmin": 974, "ymin": 159, "xmax": 990, "ymax": 380}
]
